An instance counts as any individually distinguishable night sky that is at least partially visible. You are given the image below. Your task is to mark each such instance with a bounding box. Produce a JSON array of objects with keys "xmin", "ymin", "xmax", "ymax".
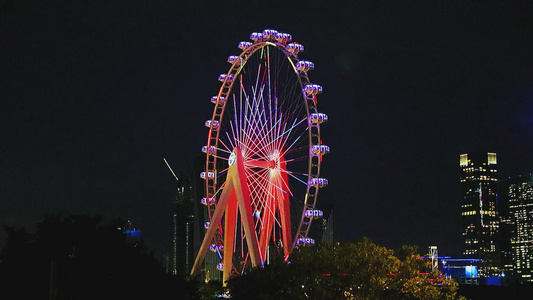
[{"xmin": 1, "ymin": 0, "xmax": 532, "ymax": 257}]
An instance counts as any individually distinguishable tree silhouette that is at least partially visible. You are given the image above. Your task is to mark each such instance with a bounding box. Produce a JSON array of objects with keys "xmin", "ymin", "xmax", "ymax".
[{"xmin": 0, "ymin": 215, "xmax": 196, "ymax": 299}]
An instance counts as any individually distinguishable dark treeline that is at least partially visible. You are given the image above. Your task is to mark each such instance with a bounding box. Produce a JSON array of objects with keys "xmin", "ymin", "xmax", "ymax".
[
  {"xmin": 0, "ymin": 215, "xmax": 196, "ymax": 299},
  {"xmin": 3, "ymin": 215, "xmax": 532, "ymax": 299}
]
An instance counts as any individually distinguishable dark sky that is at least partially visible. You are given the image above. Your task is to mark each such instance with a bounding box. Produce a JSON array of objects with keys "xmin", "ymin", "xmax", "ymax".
[{"xmin": 1, "ymin": 0, "xmax": 532, "ymax": 257}]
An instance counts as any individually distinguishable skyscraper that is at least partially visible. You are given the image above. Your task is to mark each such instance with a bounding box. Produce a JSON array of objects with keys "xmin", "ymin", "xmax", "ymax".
[
  {"xmin": 459, "ymin": 152, "xmax": 500, "ymax": 276},
  {"xmin": 171, "ymin": 178, "xmax": 195, "ymax": 277},
  {"xmin": 499, "ymin": 175, "xmax": 533, "ymax": 283},
  {"xmin": 308, "ymin": 203, "xmax": 334, "ymax": 245},
  {"xmin": 320, "ymin": 204, "xmax": 334, "ymax": 244}
]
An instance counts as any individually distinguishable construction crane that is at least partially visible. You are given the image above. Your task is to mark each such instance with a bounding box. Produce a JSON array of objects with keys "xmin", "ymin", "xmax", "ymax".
[{"xmin": 163, "ymin": 157, "xmax": 179, "ymax": 182}]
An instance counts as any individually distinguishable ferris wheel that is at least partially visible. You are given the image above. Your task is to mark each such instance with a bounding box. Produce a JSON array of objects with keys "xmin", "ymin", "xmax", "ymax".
[{"xmin": 190, "ymin": 29, "xmax": 329, "ymax": 284}]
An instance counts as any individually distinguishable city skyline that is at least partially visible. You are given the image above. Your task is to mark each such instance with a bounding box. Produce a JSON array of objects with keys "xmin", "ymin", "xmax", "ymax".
[{"xmin": 1, "ymin": 1, "xmax": 533, "ymax": 258}]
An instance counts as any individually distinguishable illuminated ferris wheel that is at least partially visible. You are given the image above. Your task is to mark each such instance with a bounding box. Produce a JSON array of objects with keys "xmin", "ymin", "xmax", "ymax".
[{"xmin": 190, "ymin": 29, "xmax": 329, "ymax": 284}]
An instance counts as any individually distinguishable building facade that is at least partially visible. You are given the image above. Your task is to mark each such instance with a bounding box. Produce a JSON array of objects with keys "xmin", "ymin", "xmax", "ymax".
[
  {"xmin": 459, "ymin": 152, "xmax": 500, "ymax": 276},
  {"xmin": 500, "ymin": 176, "xmax": 533, "ymax": 283}
]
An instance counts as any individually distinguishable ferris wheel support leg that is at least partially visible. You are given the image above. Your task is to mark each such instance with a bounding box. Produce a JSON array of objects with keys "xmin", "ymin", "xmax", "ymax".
[
  {"xmin": 191, "ymin": 147, "xmax": 263, "ymax": 280},
  {"xmin": 190, "ymin": 179, "xmax": 234, "ymax": 277},
  {"xmin": 277, "ymin": 161, "xmax": 292, "ymax": 259},
  {"xmin": 259, "ymin": 190, "xmax": 275, "ymax": 261},
  {"xmin": 232, "ymin": 148, "xmax": 263, "ymax": 269},
  {"xmin": 223, "ymin": 191, "xmax": 238, "ymax": 285}
]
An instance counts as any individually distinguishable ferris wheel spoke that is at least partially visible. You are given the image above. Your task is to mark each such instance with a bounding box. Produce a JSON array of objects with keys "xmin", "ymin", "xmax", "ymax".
[
  {"xmin": 266, "ymin": 47, "xmax": 274, "ymax": 156},
  {"xmin": 242, "ymin": 120, "xmax": 268, "ymax": 155},
  {"xmin": 212, "ymin": 180, "xmax": 228, "ymax": 199},
  {"xmin": 217, "ymin": 169, "xmax": 229, "ymax": 179},
  {"xmin": 247, "ymin": 122, "xmax": 281, "ymax": 158},
  {"xmin": 232, "ymin": 93, "xmax": 242, "ymax": 145},
  {"xmin": 217, "ymin": 146, "xmax": 233, "ymax": 155},
  {"xmin": 223, "ymin": 130, "xmax": 237, "ymax": 153},
  {"xmin": 270, "ymin": 174, "xmax": 292, "ymax": 197},
  {"xmin": 238, "ymin": 85, "xmax": 245, "ymax": 148},
  {"xmin": 247, "ymin": 173, "xmax": 272, "ymax": 209},
  {"xmin": 242, "ymin": 84, "xmax": 266, "ymax": 151},
  {"xmin": 252, "ymin": 178, "xmax": 284, "ymax": 228},
  {"xmin": 268, "ymin": 84, "xmax": 276, "ymax": 153},
  {"xmin": 283, "ymin": 170, "xmax": 308, "ymax": 185},
  {"xmin": 212, "ymin": 154, "xmax": 230, "ymax": 161},
  {"xmin": 268, "ymin": 116, "xmax": 306, "ymax": 155},
  {"xmin": 251, "ymin": 62, "xmax": 263, "ymax": 101},
  {"xmin": 237, "ymin": 130, "xmax": 267, "ymax": 158},
  {"xmin": 243, "ymin": 114, "xmax": 286, "ymax": 156},
  {"xmin": 280, "ymin": 130, "xmax": 307, "ymax": 159},
  {"xmin": 242, "ymin": 101, "xmax": 271, "ymax": 155},
  {"xmin": 282, "ymin": 155, "xmax": 308, "ymax": 164}
]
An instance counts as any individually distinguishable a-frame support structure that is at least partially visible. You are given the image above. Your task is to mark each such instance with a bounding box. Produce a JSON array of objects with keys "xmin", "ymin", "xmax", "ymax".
[{"xmin": 190, "ymin": 147, "xmax": 263, "ymax": 284}]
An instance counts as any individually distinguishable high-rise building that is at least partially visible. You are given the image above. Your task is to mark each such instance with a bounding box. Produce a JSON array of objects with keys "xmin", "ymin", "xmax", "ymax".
[
  {"xmin": 320, "ymin": 204, "xmax": 334, "ymax": 244},
  {"xmin": 171, "ymin": 178, "xmax": 195, "ymax": 277},
  {"xmin": 499, "ymin": 175, "xmax": 533, "ymax": 283},
  {"xmin": 459, "ymin": 152, "xmax": 500, "ymax": 276},
  {"xmin": 498, "ymin": 179, "xmax": 515, "ymax": 278},
  {"xmin": 308, "ymin": 203, "xmax": 334, "ymax": 245}
]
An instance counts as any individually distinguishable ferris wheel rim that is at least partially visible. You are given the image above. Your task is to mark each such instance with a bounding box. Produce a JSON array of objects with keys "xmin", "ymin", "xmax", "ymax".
[{"xmin": 203, "ymin": 30, "xmax": 325, "ymax": 260}]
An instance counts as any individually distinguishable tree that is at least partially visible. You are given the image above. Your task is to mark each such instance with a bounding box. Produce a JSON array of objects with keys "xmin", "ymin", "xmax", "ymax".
[
  {"xmin": 0, "ymin": 215, "xmax": 194, "ymax": 299},
  {"xmin": 226, "ymin": 239, "xmax": 464, "ymax": 300},
  {"xmin": 390, "ymin": 244, "xmax": 462, "ymax": 300}
]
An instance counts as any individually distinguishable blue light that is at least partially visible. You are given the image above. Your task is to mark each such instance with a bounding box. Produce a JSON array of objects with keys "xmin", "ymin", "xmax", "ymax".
[
  {"xmin": 465, "ymin": 265, "xmax": 478, "ymax": 278},
  {"xmin": 124, "ymin": 229, "xmax": 142, "ymax": 240}
]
